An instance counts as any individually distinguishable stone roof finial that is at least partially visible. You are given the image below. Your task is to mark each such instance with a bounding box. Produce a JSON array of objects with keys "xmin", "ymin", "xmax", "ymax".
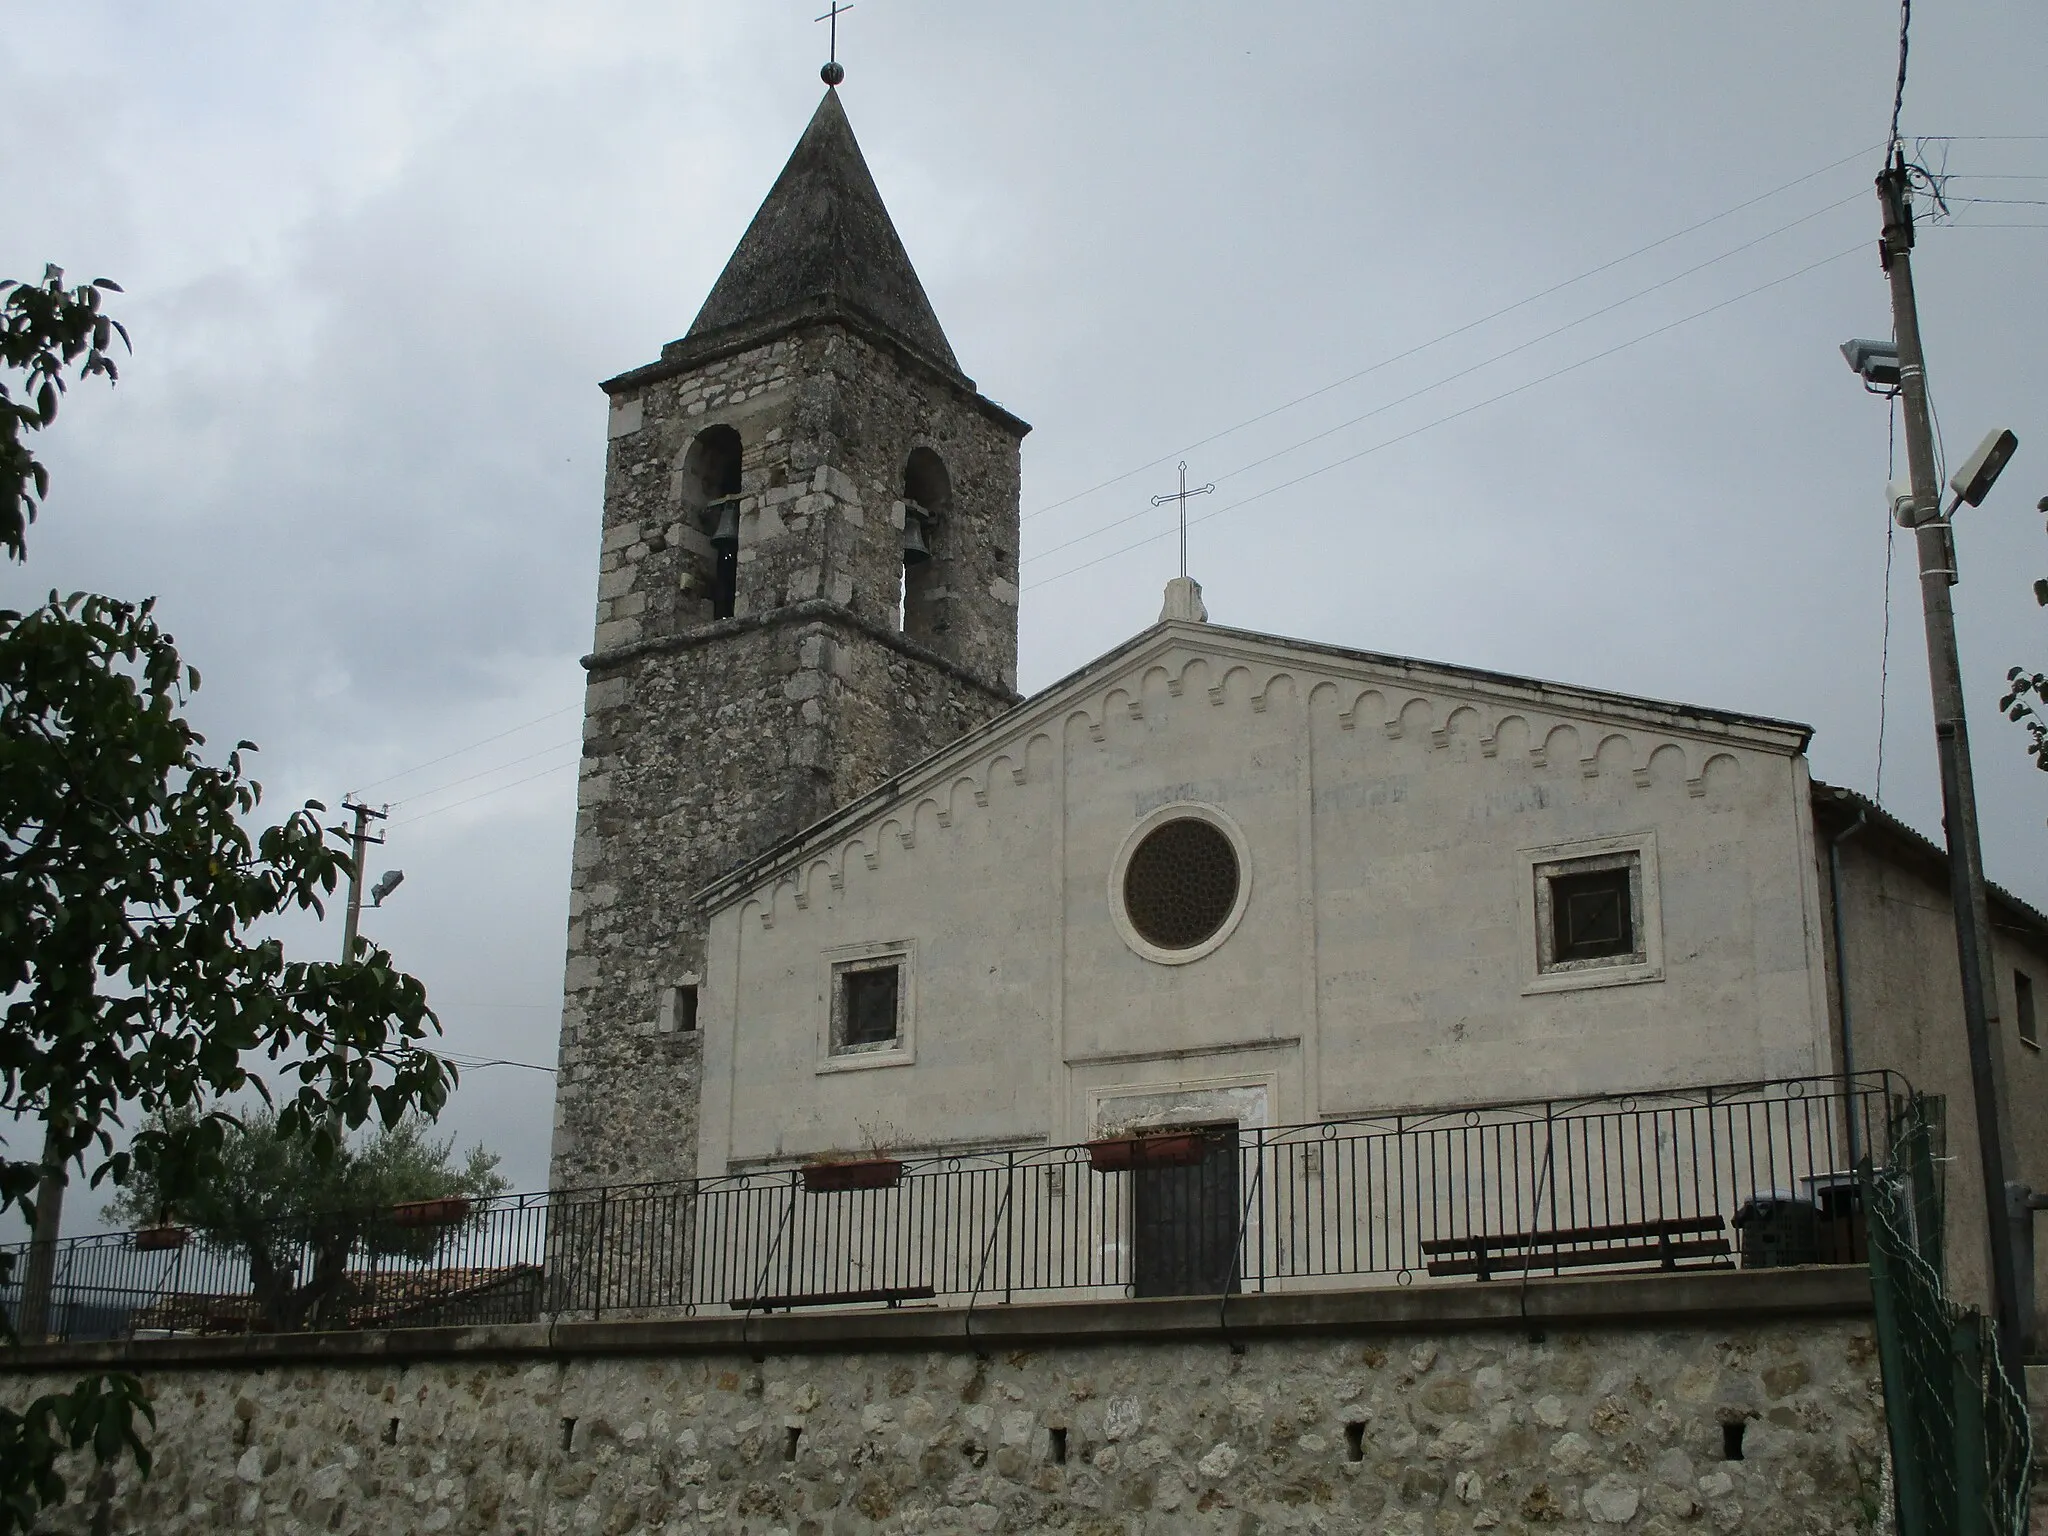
[{"xmin": 1160, "ymin": 576, "xmax": 1208, "ymax": 624}]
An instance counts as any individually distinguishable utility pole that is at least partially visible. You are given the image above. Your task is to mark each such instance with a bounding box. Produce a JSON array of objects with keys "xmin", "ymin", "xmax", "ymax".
[
  {"xmin": 334, "ymin": 799, "xmax": 387, "ymax": 966},
  {"xmin": 328, "ymin": 800, "xmax": 386, "ymax": 1139},
  {"xmin": 1876, "ymin": 151, "xmax": 2031, "ymax": 1387}
]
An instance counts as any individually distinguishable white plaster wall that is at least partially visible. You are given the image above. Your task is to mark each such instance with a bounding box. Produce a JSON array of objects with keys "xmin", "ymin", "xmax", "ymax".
[{"xmin": 700, "ymin": 629, "xmax": 1831, "ymax": 1173}]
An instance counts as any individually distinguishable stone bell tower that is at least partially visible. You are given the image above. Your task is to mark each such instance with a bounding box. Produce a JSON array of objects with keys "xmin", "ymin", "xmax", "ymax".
[{"xmin": 549, "ymin": 87, "xmax": 1029, "ymax": 1191}]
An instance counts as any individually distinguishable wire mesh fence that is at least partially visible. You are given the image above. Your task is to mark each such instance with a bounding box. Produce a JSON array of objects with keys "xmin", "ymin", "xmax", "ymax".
[
  {"xmin": 1865, "ymin": 1094, "xmax": 2033, "ymax": 1536},
  {"xmin": 3, "ymin": 1072, "xmax": 1899, "ymax": 1342}
]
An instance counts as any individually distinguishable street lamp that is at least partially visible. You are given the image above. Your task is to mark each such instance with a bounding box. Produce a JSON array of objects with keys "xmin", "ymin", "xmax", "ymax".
[{"xmin": 1841, "ymin": 338, "xmax": 1902, "ymax": 391}]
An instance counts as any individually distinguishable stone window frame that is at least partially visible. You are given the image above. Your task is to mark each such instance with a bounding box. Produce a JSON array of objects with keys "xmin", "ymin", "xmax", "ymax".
[
  {"xmin": 1519, "ymin": 832, "xmax": 1664, "ymax": 996},
  {"xmin": 1107, "ymin": 802, "xmax": 1254, "ymax": 968},
  {"xmin": 818, "ymin": 940, "xmax": 917, "ymax": 1074}
]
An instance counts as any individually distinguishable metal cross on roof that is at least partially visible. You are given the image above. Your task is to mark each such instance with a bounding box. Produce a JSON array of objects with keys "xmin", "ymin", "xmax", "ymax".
[
  {"xmin": 817, "ymin": 2, "xmax": 853, "ymax": 85},
  {"xmin": 1151, "ymin": 461, "xmax": 1215, "ymax": 580}
]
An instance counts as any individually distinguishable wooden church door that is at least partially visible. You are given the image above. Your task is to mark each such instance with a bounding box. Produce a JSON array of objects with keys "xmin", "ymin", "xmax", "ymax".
[{"xmin": 1132, "ymin": 1124, "xmax": 1243, "ymax": 1297}]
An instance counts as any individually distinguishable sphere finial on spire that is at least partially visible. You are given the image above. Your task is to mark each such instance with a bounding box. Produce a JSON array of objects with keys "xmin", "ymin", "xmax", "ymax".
[{"xmin": 817, "ymin": 2, "xmax": 850, "ymax": 86}]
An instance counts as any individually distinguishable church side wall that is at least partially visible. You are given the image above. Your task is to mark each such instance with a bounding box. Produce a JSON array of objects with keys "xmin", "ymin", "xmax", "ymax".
[
  {"xmin": 1817, "ymin": 832, "xmax": 2048, "ymax": 1324},
  {"xmin": 9, "ymin": 1310, "xmax": 1884, "ymax": 1535}
]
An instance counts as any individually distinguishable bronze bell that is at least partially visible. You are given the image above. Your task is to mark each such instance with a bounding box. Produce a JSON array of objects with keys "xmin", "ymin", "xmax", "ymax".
[
  {"xmin": 706, "ymin": 498, "xmax": 740, "ymax": 551},
  {"xmin": 900, "ymin": 503, "xmax": 932, "ymax": 566}
]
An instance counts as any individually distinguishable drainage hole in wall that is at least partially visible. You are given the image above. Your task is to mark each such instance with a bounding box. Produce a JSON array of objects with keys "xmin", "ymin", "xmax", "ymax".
[
  {"xmin": 561, "ymin": 1417, "xmax": 577, "ymax": 1454},
  {"xmin": 382, "ymin": 1419, "xmax": 399, "ymax": 1447},
  {"xmin": 1344, "ymin": 1423, "xmax": 1366, "ymax": 1463},
  {"xmin": 1049, "ymin": 1427, "xmax": 1068, "ymax": 1465},
  {"xmin": 783, "ymin": 1427, "xmax": 802, "ymax": 1462},
  {"xmin": 1722, "ymin": 1421, "xmax": 1745, "ymax": 1461}
]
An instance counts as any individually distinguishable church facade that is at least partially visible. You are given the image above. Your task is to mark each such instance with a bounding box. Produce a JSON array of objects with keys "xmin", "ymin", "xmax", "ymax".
[{"xmin": 550, "ymin": 86, "xmax": 2048, "ymax": 1316}]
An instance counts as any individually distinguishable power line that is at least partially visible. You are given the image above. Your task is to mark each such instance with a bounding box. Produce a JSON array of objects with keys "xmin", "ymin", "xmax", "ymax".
[
  {"xmin": 1887, "ymin": 0, "xmax": 1911, "ymax": 156},
  {"xmin": 443, "ymin": 1053, "xmax": 557, "ymax": 1075},
  {"xmin": 389, "ymin": 738, "xmax": 580, "ymax": 808},
  {"xmin": 1026, "ymin": 242, "xmax": 1866, "ymax": 592},
  {"xmin": 1023, "ymin": 190, "xmax": 1865, "ymax": 570},
  {"xmin": 391, "ymin": 758, "xmax": 579, "ymax": 827},
  {"xmin": 1878, "ymin": 397, "xmax": 1898, "ymax": 804},
  {"xmin": 1017, "ymin": 145, "xmax": 1879, "ymax": 529},
  {"xmin": 351, "ymin": 703, "xmax": 579, "ymax": 797}
]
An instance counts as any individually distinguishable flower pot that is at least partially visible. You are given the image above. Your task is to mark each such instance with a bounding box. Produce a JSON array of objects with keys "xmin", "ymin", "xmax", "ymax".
[
  {"xmin": 801, "ymin": 1158, "xmax": 904, "ymax": 1193},
  {"xmin": 390, "ymin": 1197, "xmax": 472, "ymax": 1228},
  {"xmin": 1086, "ymin": 1132, "xmax": 1209, "ymax": 1173},
  {"xmin": 133, "ymin": 1225, "xmax": 190, "ymax": 1252}
]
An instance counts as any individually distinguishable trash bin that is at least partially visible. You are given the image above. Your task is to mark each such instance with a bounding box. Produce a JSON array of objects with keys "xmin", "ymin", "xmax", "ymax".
[
  {"xmin": 1734, "ymin": 1193, "xmax": 1818, "ymax": 1268},
  {"xmin": 1800, "ymin": 1173, "xmax": 1868, "ymax": 1265}
]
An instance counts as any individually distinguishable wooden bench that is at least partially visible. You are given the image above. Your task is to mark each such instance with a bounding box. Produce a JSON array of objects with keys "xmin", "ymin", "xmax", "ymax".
[
  {"xmin": 728, "ymin": 1285, "xmax": 936, "ymax": 1313},
  {"xmin": 1422, "ymin": 1215, "xmax": 1731, "ymax": 1280}
]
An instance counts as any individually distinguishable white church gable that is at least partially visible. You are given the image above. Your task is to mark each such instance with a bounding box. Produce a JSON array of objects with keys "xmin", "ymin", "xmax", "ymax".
[{"xmin": 695, "ymin": 622, "xmax": 1830, "ymax": 1173}]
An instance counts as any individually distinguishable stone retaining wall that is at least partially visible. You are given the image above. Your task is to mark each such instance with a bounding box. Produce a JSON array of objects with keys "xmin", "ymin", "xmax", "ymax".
[{"xmin": 9, "ymin": 1278, "xmax": 1886, "ymax": 1535}]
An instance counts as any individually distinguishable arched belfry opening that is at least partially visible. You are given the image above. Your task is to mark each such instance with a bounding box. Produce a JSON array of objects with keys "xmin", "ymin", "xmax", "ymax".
[
  {"xmin": 900, "ymin": 447, "xmax": 951, "ymax": 639},
  {"xmin": 683, "ymin": 425, "xmax": 743, "ymax": 621}
]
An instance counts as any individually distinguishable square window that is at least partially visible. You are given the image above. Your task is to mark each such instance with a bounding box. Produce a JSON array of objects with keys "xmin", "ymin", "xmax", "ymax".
[
  {"xmin": 820, "ymin": 942, "xmax": 916, "ymax": 1071},
  {"xmin": 841, "ymin": 965, "xmax": 900, "ymax": 1048},
  {"xmin": 2018, "ymin": 970, "xmax": 2038, "ymax": 1049},
  {"xmin": 1551, "ymin": 867, "xmax": 1635, "ymax": 961},
  {"xmin": 1529, "ymin": 846, "xmax": 1651, "ymax": 983}
]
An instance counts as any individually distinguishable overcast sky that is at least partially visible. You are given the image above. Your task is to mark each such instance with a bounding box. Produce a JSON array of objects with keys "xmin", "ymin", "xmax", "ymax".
[{"xmin": 3, "ymin": 2, "xmax": 2045, "ymax": 1207}]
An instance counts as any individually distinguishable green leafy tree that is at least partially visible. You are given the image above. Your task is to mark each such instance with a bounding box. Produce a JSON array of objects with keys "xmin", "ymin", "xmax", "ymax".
[
  {"xmin": 0, "ymin": 268, "xmax": 455, "ymax": 1531},
  {"xmin": 1, "ymin": 267, "xmax": 126, "ymax": 563},
  {"xmin": 2000, "ymin": 498, "xmax": 2048, "ymax": 775},
  {"xmin": 105, "ymin": 1110, "xmax": 506, "ymax": 1331}
]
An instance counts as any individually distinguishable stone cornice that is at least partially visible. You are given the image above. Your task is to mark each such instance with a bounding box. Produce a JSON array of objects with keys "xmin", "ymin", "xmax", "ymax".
[
  {"xmin": 599, "ymin": 301, "xmax": 1032, "ymax": 440},
  {"xmin": 580, "ymin": 598, "xmax": 1020, "ymax": 709},
  {"xmin": 0, "ymin": 1267, "xmax": 1870, "ymax": 1375}
]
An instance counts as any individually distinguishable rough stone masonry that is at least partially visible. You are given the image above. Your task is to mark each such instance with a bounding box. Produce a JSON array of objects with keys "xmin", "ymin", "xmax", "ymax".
[
  {"xmin": 551, "ymin": 316, "xmax": 1026, "ymax": 1195},
  {"xmin": 547, "ymin": 85, "xmax": 1031, "ymax": 1196},
  {"xmin": 13, "ymin": 1314, "xmax": 1885, "ymax": 1534}
]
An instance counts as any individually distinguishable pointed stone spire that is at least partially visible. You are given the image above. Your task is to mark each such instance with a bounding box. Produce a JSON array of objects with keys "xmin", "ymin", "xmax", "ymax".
[
  {"xmin": 1159, "ymin": 576, "xmax": 1208, "ymax": 624},
  {"xmin": 685, "ymin": 90, "xmax": 961, "ymax": 375}
]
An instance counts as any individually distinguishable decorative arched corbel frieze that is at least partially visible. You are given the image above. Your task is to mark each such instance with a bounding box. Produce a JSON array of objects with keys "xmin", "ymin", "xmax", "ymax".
[
  {"xmin": 1209, "ymin": 664, "xmax": 1255, "ymax": 708},
  {"xmin": 1688, "ymin": 750, "xmax": 1742, "ymax": 798},
  {"xmin": 1250, "ymin": 670, "xmax": 1301, "ymax": 714},
  {"xmin": 795, "ymin": 856, "xmax": 836, "ymax": 910},
  {"xmin": 1094, "ymin": 685, "xmax": 1139, "ymax": 732},
  {"xmin": 1434, "ymin": 704, "xmax": 1484, "ymax": 750},
  {"xmin": 1480, "ymin": 712, "xmax": 1527, "ymax": 759},
  {"xmin": 1533, "ymin": 722, "xmax": 1582, "ymax": 770},
  {"xmin": 1581, "ymin": 731, "xmax": 1633, "ymax": 778},
  {"xmin": 1336, "ymin": 686, "xmax": 1391, "ymax": 734},
  {"xmin": 1639, "ymin": 740, "xmax": 1689, "ymax": 790}
]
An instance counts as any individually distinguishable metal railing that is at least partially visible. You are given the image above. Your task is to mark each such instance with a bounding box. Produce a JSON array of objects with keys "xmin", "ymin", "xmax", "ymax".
[{"xmin": 2, "ymin": 1072, "xmax": 1900, "ymax": 1342}]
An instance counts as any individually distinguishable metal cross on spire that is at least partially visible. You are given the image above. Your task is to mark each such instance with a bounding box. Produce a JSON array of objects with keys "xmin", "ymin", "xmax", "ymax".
[
  {"xmin": 1151, "ymin": 461, "xmax": 1215, "ymax": 579},
  {"xmin": 817, "ymin": 2, "xmax": 852, "ymax": 85}
]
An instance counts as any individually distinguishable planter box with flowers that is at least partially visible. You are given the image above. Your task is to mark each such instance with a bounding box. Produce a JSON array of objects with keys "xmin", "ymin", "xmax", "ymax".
[
  {"xmin": 800, "ymin": 1157, "xmax": 905, "ymax": 1193},
  {"xmin": 389, "ymin": 1196, "xmax": 473, "ymax": 1228},
  {"xmin": 1085, "ymin": 1131, "xmax": 1210, "ymax": 1173}
]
